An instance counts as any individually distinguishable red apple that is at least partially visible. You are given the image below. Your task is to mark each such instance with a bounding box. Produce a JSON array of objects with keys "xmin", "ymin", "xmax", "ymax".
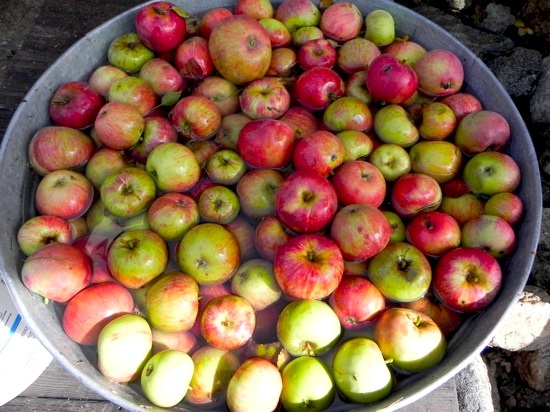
[
  {"xmin": 236, "ymin": 168, "xmax": 285, "ymax": 219},
  {"xmin": 337, "ymin": 38, "xmax": 381, "ymax": 75},
  {"xmin": 138, "ymin": 58, "xmax": 186, "ymax": 96},
  {"xmin": 191, "ymin": 76, "xmax": 240, "ymax": 117},
  {"xmin": 294, "ymin": 66, "xmax": 345, "ymax": 112},
  {"xmin": 279, "ymin": 105, "xmax": 318, "ymax": 139},
  {"xmin": 88, "ymin": 65, "xmax": 129, "ymax": 97},
  {"xmin": 330, "ymin": 160, "xmax": 386, "ymax": 207},
  {"xmin": 94, "ymin": 101, "xmax": 145, "ymax": 150},
  {"xmin": 292, "ymin": 130, "xmax": 345, "ymax": 177},
  {"xmin": 406, "ymin": 211, "xmax": 461, "ymax": 257},
  {"xmin": 484, "ymin": 192, "xmax": 524, "ymax": 226},
  {"xmin": 239, "ymin": 77, "xmax": 291, "ymax": 119},
  {"xmin": 198, "ymin": 8, "xmax": 233, "ymax": 39},
  {"xmin": 319, "ymin": 2, "xmax": 363, "ymax": 43},
  {"xmin": 135, "ymin": 1, "xmax": 187, "ymax": 52},
  {"xmin": 254, "ymin": 215, "xmax": 293, "ymax": 261},
  {"xmin": 297, "ymin": 38, "xmax": 337, "ymax": 69},
  {"xmin": 390, "ymin": 173, "xmax": 443, "ymax": 218},
  {"xmin": 415, "ymin": 49, "xmax": 464, "ymax": 96},
  {"xmin": 49, "ymin": 81, "xmax": 105, "ymax": 129},
  {"xmin": 174, "ymin": 36, "xmax": 215, "ymax": 81},
  {"xmin": 235, "ymin": 0, "xmax": 274, "ymax": 20},
  {"xmin": 17, "ymin": 215, "xmax": 74, "ymax": 256},
  {"xmin": 260, "ymin": 18, "xmax": 292, "ymax": 48},
  {"xmin": 366, "ymin": 53, "xmax": 418, "ymax": 104},
  {"xmin": 146, "ymin": 192, "xmax": 200, "ymax": 241},
  {"xmin": 454, "ymin": 110, "xmax": 511, "ymax": 155},
  {"xmin": 169, "ymin": 95, "xmax": 222, "ymax": 141},
  {"xmin": 107, "ymin": 76, "xmax": 158, "ymax": 116},
  {"xmin": 440, "ymin": 92, "xmax": 483, "ymax": 121},
  {"xmin": 128, "ymin": 115, "xmax": 178, "ymax": 164}
]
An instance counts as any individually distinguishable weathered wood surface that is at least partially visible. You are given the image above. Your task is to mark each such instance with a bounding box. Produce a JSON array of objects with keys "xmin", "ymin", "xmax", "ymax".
[{"xmin": 0, "ymin": 1, "xmax": 461, "ymax": 411}]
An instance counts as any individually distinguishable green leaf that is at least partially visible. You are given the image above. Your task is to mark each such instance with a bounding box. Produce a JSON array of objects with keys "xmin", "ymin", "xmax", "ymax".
[
  {"xmin": 171, "ymin": 6, "xmax": 190, "ymax": 18},
  {"xmin": 161, "ymin": 91, "xmax": 182, "ymax": 107}
]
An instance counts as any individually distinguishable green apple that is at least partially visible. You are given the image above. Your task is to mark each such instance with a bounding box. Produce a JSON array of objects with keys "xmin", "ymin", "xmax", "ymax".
[
  {"xmin": 280, "ymin": 356, "xmax": 335, "ymax": 412},
  {"xmin": 197, "ymin": 185, "xmax": 240, "ymax": 224},
  {"xmin": 368, "ymin": 143, "xmax": 411, "ymax": 182},
  {"xmin": 108, "ymin": 33, "xmax": 155, "ymax": 74},
  {"xmin": 409, "ymin": 140, "xmax": 463, "ymax": 184},
  {"xmin": 336, "ymin": 130, "xmax": 374, "ymax": 161},
  {"xmin": 332, "ymin": 337, "xmax": 393, "ymax": 403},
  {"xmin": 365, "ymin": 9, "xmax": 395, "ymax": 47},
  {"xmin": 141, "ymin": 349, "xmax": 194, "ymax": 407},
  {"xmin": 382, "ymin": 210, "xmax": 406, "ymax": 242},
  {"xmin": 205, "ymin": 149, "xmax": 247, "ymax": 185},
  {"xmin": 277, "ymin": 299, "xmax": 342, "ymax": 357},
  {"xmin": 373, "ymin": 104, "xmax": 419, "ymax": 148},
  {"xmin": 374, "ymin": 307, "xmax": 447, "ymax": 374},
  {"xmin": 417, "ymin": 101, "xmax": 457, "ymax": 140},
  {"xmin": 462, "ymin": 151, "xmax": 521, "ymax": 196},
  {"xmin": 231, "ymin": 258, "xmax": 282, "ymax": 311},
  {"xmin": 368, "ymin": 241, "xmax": 432, "ymax": 302},
  {"xmin": 97, "ymin": 313, "xmax": 153, "ymax": 383}
]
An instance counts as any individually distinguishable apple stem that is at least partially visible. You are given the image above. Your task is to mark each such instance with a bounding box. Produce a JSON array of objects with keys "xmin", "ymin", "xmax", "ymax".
[{"xmin": 385, "ymin": 358, "xmax": 394, "ymax": 365}]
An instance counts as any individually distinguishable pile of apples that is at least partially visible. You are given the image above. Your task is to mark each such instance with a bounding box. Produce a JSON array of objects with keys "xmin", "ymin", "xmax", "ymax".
[{"xmin": 16, "ymin": 0, "xmax": 525, "ymax": 410}]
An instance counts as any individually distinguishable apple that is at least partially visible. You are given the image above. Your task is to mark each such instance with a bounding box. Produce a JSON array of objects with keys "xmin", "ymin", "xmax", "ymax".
[
  {"xmin": 88, "ymin": 64, "xmax": 129, "ymax": 97},
  {"xmin": 177, "ymin": 223, "xmax": 240, "ymax": 286},
  {"xmin": 322, "ymin": 96, "xmax": 373, "ymax": 133},
  {"xmin": 198, "ymin": 8, "xmax": 233, "ymax": 39},
  {"xmin": 174, "ymin": 36, "xmax": 214, "ymax": 81},
  {"xmin": 337, "ymin": 38, "xmax": 381, "ymax": 75},
  {"xmin": 239, "ymin": 76, "xmax": 291, "ymax": 119},
  {"xmin": 200, "ymin": 294, "xmax": 256, "ymax": 351},
  {"xmin": 462, "ymin": 151, "xmax": 521, "ymax": 196},
  {"xmin": 145, "ymin": 141, "xmax": 201, "ymax": 192},
  {"xmin": 128, "ymin": 115, "xmax": 178, "ymax": 164},
  {"xmin": 151, "ymin": 327, "xmax": 200, "ymax": 354},
  {"xmin": 417, "ymin": 101, "xmax": 457, "ymax": 140},
  {"xmin": 409, "ymin": 140, "xmax": 463, "ymax": 184},
  {"xmin": 100, "ymin": 167, "xmax": 157, "ymax": 218},
  {"xmin": 320, "ymin": 2, "xmax": 363, "ymax": 43},
  {"xmin": 34, "ymin": 169, "xmax": 94, "ymax": 220},
  {"xmin": 215, "ymin": 112, "xmax": 253, "ymax": 150},
  {"xmin": 344, "ymin": 71, "xmax": 372, "ymax": 105},
  {"xmin": 169, "ymin": 95, "xmax": 222, "ymax": 141},
  {"xmin": 277, "ymin": 299, "xmax": 342, "ymax": 357},
  {"xmin": 135, "ymin": 1, "xmax": 187, "ymax": 52},
  {"xmin": 107, "ymin": 76, "xmax": 158, "ymax": 116},
  {"xmin": 330, "ymin": 203, "xmax": 392, "ymax": 261},
  {"xmin": 141, "ymin": 349, "xmax": 194, "ymax": 408},
  {"xmin": 27, "ymin": 126, "xmax": 96, "ymax": 176},
  {"xmin": 368, "ymin": 142, "xmax": 412, "ymax": 182},
  {"xmin": 279, "ymin": 105, "xmax": 318, "ymax": 139},
  {"xmin": 336, "ymin": 130, "xmax": 374, "ymax": 161},
  {"xmin": 226, "ymin": 357, "xmax": 283, "ymax": 412},
  {"xmin": 139, "ymin": 58, "xmax": 186, "ymax": 96},
  {"xmin": 192, "ymin": 76, "xmax": 241, "ymax": 117},
  {"xmin": 85, "ymin": 147, "xmax": 129, "ymax": 189},
  {"xmin": 17, "ymin": 214, "xmax": 74, "ymax": 256},
  {"xmin": 368, "ymin": 241, "xmax": 432, "ymax": 302},
  {"xmin": 184, "ymin": 174, "xmax": 217, "ymax": 202},
  {"xmin": 254, "ymin": 215, "xmax": 293, "ymax": 261},
  {"xmin": 225, "ymin": 217, "xmax": 258, "ymax": 262},
  {"xmin": 374, "ymin": 307, "xmax": 447, "ymax": 374},
  {"xmin": 414, "ymin": 49, "xmax": 464, "ymax": 96},
  {"xmin": 235, "ymin": 0, "xmax": 274, "ymax": 20},
  {"xmin": 461, "ymin": 214, "xmax": 517, "ymax": 258},
  {"xmin": 208, "ymin": 14, "xmax": 272, "ymax": 85},
  {"xmin": 294, "ymin": 66, "xmax": 345, "ymax": 112},
  {"xmin": 186, "ymin": 346, "xmax": 240, "ymax": 406},
  {"xmin": 383, "ymin": 38, "xmax": 427, "ymax": 69},
  {"xmin": 231, "ymin": 258, "xmax": 282, "ymax": 311},
  {"xmin": 440, "ymin": 92, "xmax": 483, "ymax": 121},
  {"xmin": 94, "ymin": 101, "xmax": 145, "ymax": 150},
  {"xmin": 146, "ymin": 271, "xmax": 199, "ymax": 332},
  {"xmin": 107, "ymin": 32, "xmax": 155, "ymax": 74},
  {"xmin": 237, "ymin": 118, "xmax": 296, "ymax": 169},
  {"xmin": 365, "ymin": 9, "xmax": 396, "ymax": 47},
  {"xmin": 97, "ymin": 313, "xmax": 153, "ymax": 383},
  {"xmin": 297, "ymin": 38, "xmax": 336, "ymax": 69},
  {"xmin": 390, "ymin": 173, "xmax": 442, "ymax": 218},
  {"xmin": 186, "ymin": 140, "xmax": 221, "ymax": 169},
  {"xmin": 366, "ymin": 54, "xmax": 418, "ymax": 104},
  {"xmin": 274, "ymin": 233, "xmax": 344, "ymax": 300},
  {"xmin": 373, "ymin": 104, "xmax": 419, "ymax": 148},
  {"xmin": 332, "ymin": 337, "xmax": 393, "ymax": 403},
  {"xmin": 434, "ymin": 246, "xmax": 503, "ymax": 313},
  {"xmin": 275, "ymin": 170, "xmax": 338, "ymax": 234},
  {"xmin": 484, "ymin": 192, "xmax": 524, "ymax": 226},
  {"xmin": 62, "ymin": 281, "xmax": 134, "ymax": 345},
  {"xmin": 330, "ymin": 160, "xmax": 386, "ymax": 207},
  {"xmin": 406, "ymin": 211, "xmax": 462, "ymax": 257},
  {"xmin": 274, "ymin": 0, "xmax": 321, "ymax": 33},
  {"xmin": 439, "ymin": 193, "xmax": 485, "ymax": 227},
  {"xmin": 292, "ymin": 130, "xmax": 345, "ymax": 176},
  {"xmin": 260, "ymin": 18, "xmax": 292, "ymax": 49},
  {"xmin": 236, "ymin": 168, "xmax": 285, "ymax": 219},
  {"xmin": 454, "ymin": 110, "xmax": 511, "ymax": 155},
  {"xmin": 197, "ymin": 185, "xmax": 241, "ymax": 224},
  {"xmin": 49, "ymin": 81, "xmax": 104, "ymax": 129},
  {"xmin": 146, "ymin": 193, "xmax": 199, "ymax": 241},
  {"xmin": 328, "ymin": 275, "xmax": 386, "ymax": 330},
  {"xmin": 280, "ymin": 356, "xmax": 335, "ymax": 412},
  {"xmin": 21, "ymin": 242, "xmax": 91, "ymax": 303},
  {"xmin": 267, "ymin": 46, "xmax": 297, "ymax": 76},
  {"xmin": 383, "ymin": 210, "xmax": 407, "ymax": 242}
]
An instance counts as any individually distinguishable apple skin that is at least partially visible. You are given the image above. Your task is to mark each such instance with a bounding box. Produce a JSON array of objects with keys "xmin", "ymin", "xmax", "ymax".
[
  {"xmin": 337, "ymin": 38, "xmax": 381, "ymax": 75},
  {"xmin": 198, "ymin": 8, "xmax": 233, "ymax": 40},
  {"xmin": 140, "ymin": 349, "xmax": 194, "ymax": 408},
  {"xmin": 169, "ymin": 95, "xmax": 222, "ymax": 141},
  {"xmin": 409, "ymin": 140, "xmax": 463, "ymax": 184},
  {"xmin": 366, "ymin": 54, "xmax": 418, "ymax": 104},
  {"xmin": 323, "ymin": 96, "xmax": 373, "ymax": 133},
  {"xmin": 49, "ymin": 81, "xmax": 104, "ymax": 130},
  {"xmin": 414, "ymin": 49, "xmax": 464, "ymax": 97},
  {"xmin": 28, "ymin": 126, "xmax": 96, "ymax": 176},
  {"xmin": 336, "ymin": 130, "xmax": 374, "ymax": 161},
  {"xmin": 292, "ymin": 130, "xmax": 345, "ymax": 177},
  {"xmin": 328, "ymin": 275, "xmax": 386, "ymax": 330},
  {"xmin": 417, "ymin": 101, "xmax": 457, "ymax": 141},
  {"xmin": 267, "ymin": 46, "xmax": 297, "ymax": 76},
  {"xmin": 276, "ymin": 170, "xmax": 338, "ymax": 234},
  {"xmin": 390, "ymin": 173, "xmax": 443, "ymax": 218},
  {"xmin": 236, "ymin": 168, "xmax": 285, "ymax": 219},
  {"xmin": 174, "ymin": 36, "xmax": 215, "ymax": 81},
  {"xmin": 85, "ymin": 147, "xmax": 129, "ymax": 189},
  {"xmin": 146, "ymin": 271, "xmax": 200, "ymax": 333},
  {"xmin": 34, "ymin": 169, "xmax": 94, "ymax": 221},
  {"xmin": 297, "ymin": 38, "xmax": 337, "ymax": 70},
  {"xmin": 135, "ymin": 1, "xmax": 187, "ymax": 52},
  {"xmin": 344, "ymin": 70, "xmax": 372, "ymax": 104},
  {"xmin": 461, "ymin": 215, "xmax": 517, "ymax": 258},
  {"xmin": 138, "ymin": 58, "xmax": 186, "ymax": 96},
  {"xmin": 383, "ymin": 210, "xmax": 407, "ymax": 242},
  {"xmin": 279, "ymin": 105, "xmax": 318, "ymax": 139},
  {"xmin": 280, "ymin": 355, "xmax": 335, "ymax": 412},
  {"xmin": 374, "ymin": 307, "xmax": 447, "ymax": 374},
  {"xmin": 192, "ymin": 76, "xmax": 241, "ymax": 117},
  {"xmin": 254, "ymin": 215, "xmax": 293, "ymax": 261},
  {"xmin": 225, "ymin": 217, "xmax": 258, "ymax": 262},
  {"xmin": 260, "ymin": 18, "xmax": 291, "ymax": 48},
  {"xmin": 332, "ymin": 337, "xmax": 393, "ymax": 403},
  {"xmin": 17, "ymin": 214, "xmax": 74, "ymax": 256},
  {"xmin": 383, "ymin": 38, "xmax": 427, "ymax": 69},
  {"xmin": 208, "ymin": 14, "xmax": 272, "ymax": 85},
  {"xmin": 231, "ymin": 258, "xmax": 282, "ymax": 311},
  {"xmin": 146, "ymin": 192, "xmax": 200, "ymax": 241},
  {"xmin": 462, "ymin": 151, "xmax": 521, "ymax": 196},
  {"xmin": 226, "ymin": 357, "xmax": 283, "ymax": 412},
  {"xmin": 368, "ymin": 241, "xmax": 432, "ymax": 303},
  {"xmin": 177, "ymin": 223, "xmax": 240, "ymax": 286},
  {"xmin": 454, "ymin": 110, "xmax": 511, "ymax": 155},
  {"xmin": 62, "ymin": 281, "xmax": 134, "ymax": 346},
  {"xmin": 107, "ymin": 32, "xmax": 155, "ymax": 74},
  {"xmin": 128, "ymin": 115, "xmax": 178, "ymax": 164},
  {"xmin": 294, "ymin": 66, "xmax": 345, "ymax": 112},
  {"xmin": 373, "ymin": 104, "xmax": 419, "ymax": 148},
  {"xmin": 319, "ymin": 2, "xmax": 363, "ymax": 43},
  {"xmin": 97, "ymin": 313, "xmax": 153, "ymax": 383},
  {"xmin": 239, "ymin": 76, "xmax": 291, "ymax": 120},
  {"xmin": 200, "ymin": 294, "xmax": 256, "ymax": 351},
  {"xmin": 94, "ymin": 101, "xmax": 145, "ymax": 151},
  {"xmin": 21, "ymin": 242, "xmax": 92, "ymax": 303},
  {"xmin": 365, "ymin": 9, "xmax": 396, "ymax": 47},
  {"xmin": 197, "ymin": 185, "xmax": 241, "ymax": 224},
  {"xmin": 277, "ymin": 299, "xmax": 342, "ymax": 357},
  {"xmin": 330, "ymin": 160, "xmax": 386, "ymax": 207},
  {"xmin": 151, "ymin": 327, "xmax": 200, "ymax": 354},
  {"xmin": 215, "ymin": 113, "xmax": 253, "ymax": 151},
  {"xmin": 484, "ymin": 192, "xmax": 524, "ymax": 226},
  {"xmin": 235, "ymin": 0, "xmax": 274, "ymax": 20},
  {"xmin": 275, "ymin": 0, "xmax": 322, "ymax": 33},
  {"xmin": 439, "ymin": 193, "xmax": 485, "ymax": 227},
  {"xmin": 186, "ymin": 346, "xmax": 240, "ymax": 406},
  {"xmin": 330, "ymin": 203, "xmax": 392, "ymax": 261},
  {"xmin": 107, "ymin": 228, "xmax": 169, "ymax": 289},
  {"xmin": 406, "ymin": 211, "xmax": 462, "ymax": 257},
  {"xmin": 107, "ymin": 76, "xmax": 158, "ymax": 116},
  {"xmin": 440, "ymin": 92, "xmax": 483, "ymax": 121},
  {"xmin": 88, "ymin": 64, "xmax": 129, "ymax": 97},
  {"xmin": 433, "ymin": 247, "xmax": 503, "ymax": 313},
  {"xmin": 274, "ymin": 233, "xmax": 344, "ymax": 300},
  {"xmin": 368, "ymin": 142, "xmax": 412, "ymax": 182}
]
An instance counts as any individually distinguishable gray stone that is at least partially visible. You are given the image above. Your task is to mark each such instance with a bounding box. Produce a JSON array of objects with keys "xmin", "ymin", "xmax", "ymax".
[
  {"xmin": 530, "ymin": 208, "xmax": 550, "ymax": 292},
  {"xmin": 489, "ymin": 285, "xmax": 550, "ymax": 351},
  {"xmin": 488, "ymin": 47, "xmax": 543, "ymax": 97},
  {"xmin": 480, "ymin": 3, "xmax": 515, "ymax": 35},
  {"xmin": 447, "ymin": 0, "xmax": 472, "ymax": 10},
  {"xmin": 531, "ymin": 56, "xmax": 550, "ymax": 124},
  {"xmin": 412, "ymin": 4, "xmax": 515, "ymax": 56},
  {"xmin": 512, "ymin": 344, "xmax": 550, "ymax": 391},
  {"xmin": 455, "ymin": 354, "xmax": 495, "ymax": 412}
]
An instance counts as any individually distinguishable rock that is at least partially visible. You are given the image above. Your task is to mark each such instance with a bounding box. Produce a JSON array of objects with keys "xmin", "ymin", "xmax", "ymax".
[
  {"xmin": 455, "ymin": 354, "xmax": 495, "ymax": 411},
  {"xmin": 447, "ymin": 0, "xmax": 472, "ymax": 10},
  {"xmin": 512, "ymin": 345, "xmax": 550, "ymax": 391},
  {"xmin": 530, "ymin": 208, "xmax": 550, "ymax": 291},
  {"xmin": 489, "ymin": 285, "xmax": 550, "ymax": 351},
  {"xmin": 488, "ymin": 47, "xmax": 543, "ymax": 97},
  {"xmin": 519, "ymin": 0, "xmax": 550, "ymax": 44},
  {"xmin": 479, "ymin": 3, "xmax": 515, "ymax": 35},
  {"xmin": 531, "ymin": 56, "xmax": 550, "ymax": 124}
]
